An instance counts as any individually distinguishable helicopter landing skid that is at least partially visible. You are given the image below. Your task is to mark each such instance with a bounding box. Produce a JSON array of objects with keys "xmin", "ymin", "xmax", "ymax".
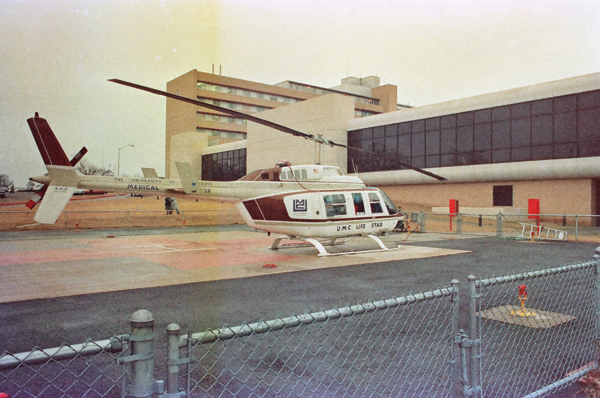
[{"xmin": 270, "ymin": 235, "xmax": 400, "ymax": 257}]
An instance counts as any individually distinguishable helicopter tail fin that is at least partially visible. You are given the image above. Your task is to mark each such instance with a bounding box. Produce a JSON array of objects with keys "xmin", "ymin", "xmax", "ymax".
[
  {"xmin": 175, "ymin": 162, "xmax": 198, "ymax": 194},
  {"xmin": 33, "ymin": 170, "xmax": 79, "ymax": 224},
  {"xmin": 27, "ymin": 113, "xmax": 72, "ymax": 167},
  {"xmin": 27, "ymin": 113, "xmax": 81, "ymax": 223}
]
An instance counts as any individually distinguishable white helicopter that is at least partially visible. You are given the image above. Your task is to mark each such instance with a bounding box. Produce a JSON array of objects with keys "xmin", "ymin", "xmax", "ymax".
[{"xmin": 27, "ymin": 80, "xmax": 446, "ymax": 255}]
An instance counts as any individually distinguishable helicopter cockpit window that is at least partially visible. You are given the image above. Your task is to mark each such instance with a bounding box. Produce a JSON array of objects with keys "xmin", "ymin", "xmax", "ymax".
[
  {"xmin": 323, "ymin": 194, "xmax": 347, "ymax": 217},
  {"xmin": 379, "ymin": 190, "xmax": 398, "ymax": 215},
  {"xmin": 352, "ymin": 193, "xmax": 365, "ymax": 215},
  {"xmin": 368, "ymin": 192, "xmax": 383, "ymax": 214}
]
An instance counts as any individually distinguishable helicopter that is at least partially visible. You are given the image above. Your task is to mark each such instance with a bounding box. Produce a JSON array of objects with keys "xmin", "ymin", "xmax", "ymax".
[{"xmin": 26, "ymin": 79, "xmax": 446, "ymax": 256}]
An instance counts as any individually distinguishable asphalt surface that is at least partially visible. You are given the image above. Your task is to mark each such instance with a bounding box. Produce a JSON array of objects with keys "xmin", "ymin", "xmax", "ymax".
[{"xmin": 0, "ymin": 226, "xmax": 598, "ymax": 397}]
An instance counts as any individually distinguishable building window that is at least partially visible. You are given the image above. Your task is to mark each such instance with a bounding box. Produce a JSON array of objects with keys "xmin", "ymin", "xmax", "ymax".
[
  {"xmin": 201, "ymin": 148, "xmax": 246, "ymax": 181},
  {"xmin": 348, "ymin": 88, "xmax": 600, "ymax": 173},
  {"xmin": 196, "ymin": 128, "xmax": 247, "ymax": 140},
  {"xmin": 493, "ymin": 185, "xmax": 513, "ymax": 207}
]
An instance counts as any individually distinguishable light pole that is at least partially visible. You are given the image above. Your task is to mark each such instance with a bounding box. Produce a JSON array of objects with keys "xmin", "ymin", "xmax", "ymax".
[{"xmin": 118, "ymin": 144, "xmax": 135, "ymax": 177}]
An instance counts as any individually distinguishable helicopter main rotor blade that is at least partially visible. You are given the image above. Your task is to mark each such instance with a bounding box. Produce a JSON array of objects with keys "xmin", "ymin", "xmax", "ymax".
[
  {"xmin": 109, "ymin": 79, "xmax": 446, "ymax": 181},
  {"xmin": 109, "ymin": 79, "xmax": 320, "ymax": 142}
]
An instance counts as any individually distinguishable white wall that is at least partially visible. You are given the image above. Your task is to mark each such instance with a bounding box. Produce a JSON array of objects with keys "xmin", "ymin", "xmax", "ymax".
[{"xmin": 247, "ymin": 94, "xmax": 355, "ymax": 172}]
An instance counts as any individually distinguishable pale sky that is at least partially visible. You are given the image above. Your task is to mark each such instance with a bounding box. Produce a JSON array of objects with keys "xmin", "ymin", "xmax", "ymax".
[{"xmin": 1, "ymin": 0, "xmax": 599, "ymax": 186}]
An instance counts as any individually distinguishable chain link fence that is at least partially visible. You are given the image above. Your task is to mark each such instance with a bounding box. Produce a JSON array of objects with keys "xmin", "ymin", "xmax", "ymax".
[
  {"xmin": 178, "ymin": 287, "xmax": 459, "ymax": 398},
  {"xmin": 469, "ymin": 261, "xmax": 599, "ymax": 398},
  {"xmin": 0, "ymin": 337, "xmax": 128, "ymax": 398},
  {"xmin": 1, "ymin": 257, "xmax": 598, "ymax": 398}
]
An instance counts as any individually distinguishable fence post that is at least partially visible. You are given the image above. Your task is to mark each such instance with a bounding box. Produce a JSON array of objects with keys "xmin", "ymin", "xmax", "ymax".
[
  {"xmin": 420, "ymin": 211, "xmax": 426, "ymax": 232},
  {"xmin": 575, "ymin": 215, "xmax": 579, "ymax": 242},
  {"xmin": 496, "ymin": 213, "xmax": 503, "ymax": 238},
  {"xmin": 457, "ymin": 329, "xmax": 471, "ymax": 398},
  {"xmin": 127, "ymin": 310, "xmax": 157, "ymax": 397},
  {"xmin": 456, "ymin": 214, "xmax": 462, "ymax": 234},
  {"xmin": 595, "ymin": 248, "xmax": 600, "ymax": 341},
  {"xmin": 166, "ymin": 323, "xmax": 184, "ymax": 397},
  {"xmin": 450, "ymin": 279, "xmax": 462, "ymax": 396},
  {"xmin": 468, "ymin": 275, "xmax": 481, "ymax": 397}
]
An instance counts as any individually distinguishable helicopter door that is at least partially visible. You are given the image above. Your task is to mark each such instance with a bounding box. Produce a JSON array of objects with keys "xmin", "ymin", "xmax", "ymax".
[
  {"xmin": 368, "ymin": 192, "xmax": 384, "ymax": 214},
  {"xmin": 352, "ymin": 193, "xmax": 366, "ymax": 215}
]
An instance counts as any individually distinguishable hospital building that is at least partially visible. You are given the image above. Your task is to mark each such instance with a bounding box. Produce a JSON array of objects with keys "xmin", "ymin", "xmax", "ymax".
[{"xmin": 166, "ymin": 69, "xmax": 600, "ymax": 217}]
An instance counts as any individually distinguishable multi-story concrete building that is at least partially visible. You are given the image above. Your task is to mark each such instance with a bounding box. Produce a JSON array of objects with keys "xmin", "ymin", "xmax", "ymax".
[
  {"xmin": 166, "ymin": 69, "xmax": 399, "ymax": 180},
  {"xmin": 166, "ymin": 70, "xmax": 600, "ymax": 217}
]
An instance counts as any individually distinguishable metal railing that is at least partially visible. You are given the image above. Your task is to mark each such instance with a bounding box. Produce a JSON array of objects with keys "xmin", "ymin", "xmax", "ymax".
[
  {"xmin": 1, "ymin": 253, "xmax": 599, "ymax": 398},
  {"xmin": 405, "ymin": 211, "xmax": 600, "ymax": 242}
]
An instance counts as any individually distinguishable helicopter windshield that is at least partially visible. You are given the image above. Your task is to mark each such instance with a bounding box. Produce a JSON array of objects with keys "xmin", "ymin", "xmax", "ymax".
[{"xmin": 379, "ymin": 190, "xmax": 398, "ymax": 215}]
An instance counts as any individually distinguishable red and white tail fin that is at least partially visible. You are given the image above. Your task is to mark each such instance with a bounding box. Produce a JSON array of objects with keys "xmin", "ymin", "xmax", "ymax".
[
  {"xmin": 28, "ymin": 113, "xmax": 72, "ymax": 166},
  {"xmin": 26, "ymin": 184, "xmax": 47, "ymax": 209},
  {"xmin": 27, "ymin": 113, "xmax": 82, "ymax": 224}
]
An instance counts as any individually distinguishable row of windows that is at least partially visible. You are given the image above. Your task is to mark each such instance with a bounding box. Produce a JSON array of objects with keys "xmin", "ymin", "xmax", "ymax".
[
  {"xmin": 286, "ymin": 82, "xmax": 380, "ymax": 106},
  {"xmin": 197, "ymin": 80, "xmax": 381, "ymax": 107},
  {"xmin": 198, "ymin": 98, "xmax": 270, "ymax": 113},
  {"xmin": 196, "ymin": 128, "xmax": 247, "ymax": 140},
  {"xmin": 199, "ymin": 99, "xmax": 376, "ymax": 122},
  {"xmin": 348, "ymin": 90, "xmax": 600, "ymax": 172},
  {"xmin": 322, "ymin": 191, "xmax": 397, "ymax": 217},
  {"xmin": 201, "ymin": 149, "xmax": 247, "ymax": 181},
  {"xmin": 197, "ymin": 82, "xmax": 301, "ymax": 104},
  {"xmin": 355, "ymin": 109, "xmax": 377, "ymax": 118},
  {"xmin": 197, "ymin": 112, "xmax": 247, "ymax": 126}
]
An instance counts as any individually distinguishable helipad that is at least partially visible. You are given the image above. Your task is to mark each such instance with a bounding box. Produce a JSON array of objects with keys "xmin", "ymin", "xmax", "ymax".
[{"xmin": 0, "ymin": 227, "xmax": 471, "ymax": 303}]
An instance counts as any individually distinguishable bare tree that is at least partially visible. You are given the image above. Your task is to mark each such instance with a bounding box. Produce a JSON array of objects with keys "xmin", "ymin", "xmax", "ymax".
[
  {"xmin": 75, "ymin": 159, "xmax": 115, "ymax": 176},
  {"xmin": 0, "ymin": 174, "xmax": 13, "ymax": 187}
]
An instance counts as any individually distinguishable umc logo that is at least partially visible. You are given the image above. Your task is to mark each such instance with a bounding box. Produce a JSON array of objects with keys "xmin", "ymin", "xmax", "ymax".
[{"xmin": 293, "ymin": 199, "xmax": 307, "ymax": 212}]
